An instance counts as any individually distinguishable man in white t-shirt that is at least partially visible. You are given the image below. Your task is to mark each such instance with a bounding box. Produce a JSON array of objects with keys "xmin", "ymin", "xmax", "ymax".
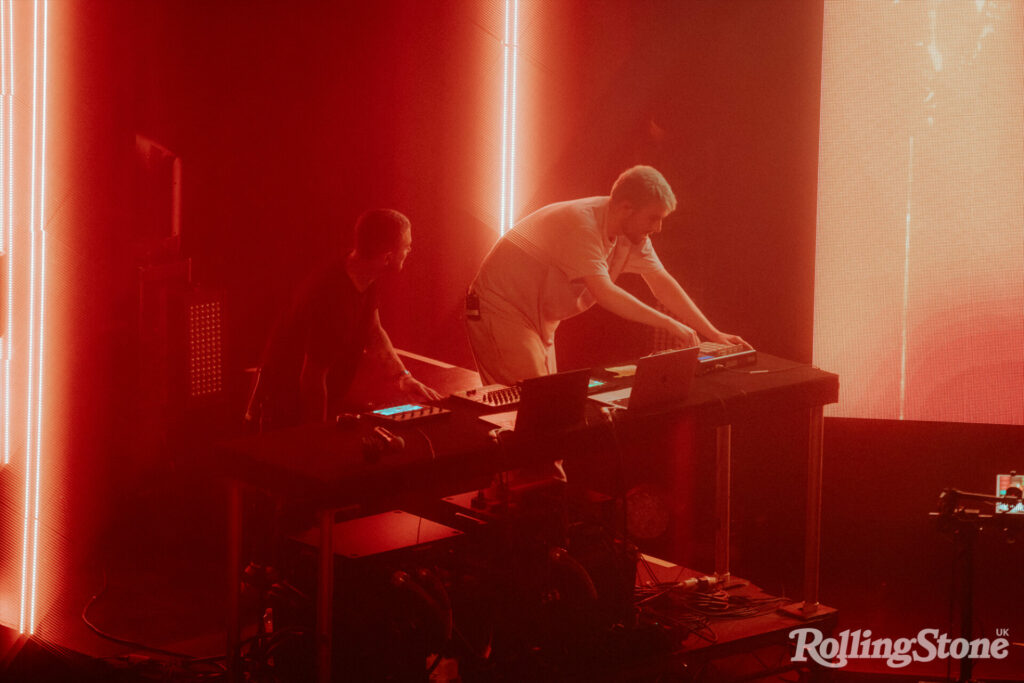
[{"xmin": 467, "ymin": 165, "xmax": 746, "ymax": 385}]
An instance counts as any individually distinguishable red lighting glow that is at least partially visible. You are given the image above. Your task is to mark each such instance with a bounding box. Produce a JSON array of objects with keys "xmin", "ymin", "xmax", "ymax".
[{"xmin": 814, "ymin": 0, "xmax": 1024, "ymax": 424}]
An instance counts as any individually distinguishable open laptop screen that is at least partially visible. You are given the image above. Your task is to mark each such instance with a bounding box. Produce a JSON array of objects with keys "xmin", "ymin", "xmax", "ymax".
[
  {"xmin": 590, "ymin": 347, "xmax": 699, "ymax": 413},
  {"xmin": 514, "ymin": 368, "xmax": 590, "ymax": 434}
]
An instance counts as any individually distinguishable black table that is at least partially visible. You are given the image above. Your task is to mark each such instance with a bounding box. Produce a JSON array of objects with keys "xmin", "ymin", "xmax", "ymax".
[{"xmin": 218, "ymin": 351, "xmax": 838, "ymax": 682}]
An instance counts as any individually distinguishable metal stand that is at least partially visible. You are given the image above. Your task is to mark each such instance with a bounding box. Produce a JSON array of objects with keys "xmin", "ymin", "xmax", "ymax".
[
  {"xmin": 226, "ymin": 482, "xmax": 242, "ymax": 683},
  {"xmin": 932, "ymin": 485, "xmax": 1024, "ymax": 683},
  {"xmin": 779, "ymin": 406, "xmax": 825, "ymax": 618},
  {"xmin": 714, "ymin": 424, "xmax": 731, "ymax": 583},
  {"xmin": 954, "ymin": 526, "xmax": 978, "ymax": 683},
  {"xmin": 316, "ymin": 508, "xmax": 335, "ymax": 683}
]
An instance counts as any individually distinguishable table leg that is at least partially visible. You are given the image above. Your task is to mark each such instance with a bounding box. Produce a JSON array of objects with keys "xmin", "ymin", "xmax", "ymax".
[
  {"xmin": 782, "ymin": 406, "xmax": 825, "ymax": 617},
  {"xmin": 227, "ymin": 481, "xmax": 242, "ymax": 683},
  {"xmin": 316, "ymin": 508, "xmax": 335, "ymax": 683},
  {"xmin": 714, "ymin": 424, "xmax": 732, "ymax": 582},
  {"xmin": 802, "ymin": 406, "xmax": 824, "ymax": 612}
]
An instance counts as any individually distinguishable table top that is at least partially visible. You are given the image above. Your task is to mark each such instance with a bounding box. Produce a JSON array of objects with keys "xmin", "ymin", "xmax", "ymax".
[{"xmin": 216, "ymin": 352, "xmax": 838, "ymax": 506}]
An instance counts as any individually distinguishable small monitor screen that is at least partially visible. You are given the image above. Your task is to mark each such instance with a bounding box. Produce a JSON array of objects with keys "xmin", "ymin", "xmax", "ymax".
[
  {"xmin": 996, "ymin": 474, "xmax": 1024, "ymax": 515},
  {"xmin": 372, "ymin": 404, "xmax": 424, "ymax": 417}
]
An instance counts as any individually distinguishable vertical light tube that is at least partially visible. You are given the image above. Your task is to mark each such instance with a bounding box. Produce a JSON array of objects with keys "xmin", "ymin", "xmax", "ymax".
[
  {"xmin": 3, "ymin": 0, "xmax": 11, "ymax": 470},
  {"xmin": 899, "ymin": 135, "xmax": 913, "ymax": 421},
  {"xmin": 19, "ymin": 0, "xmax": 37, "ymax": 634},
  {"xmin": 0, "ymin": 0, "xmax": 9, "ymax": 467},
  {"xmin": 29, "ymin": 0, "xmax": 46, "ymax": 633},
  {"xmin": 499, "ymin": 0, "xmax": 509, "ymax": 235},
  {"xmin": 499, "ymin": 0, "xmax": 519, "ymax": 235},
  {"xmin": 507, "ymin": 0, "xmax": 518, "ymax": 234},
  {"xmin": 20, "ymin": 0, "xmax": 45, "ymax": 635}
]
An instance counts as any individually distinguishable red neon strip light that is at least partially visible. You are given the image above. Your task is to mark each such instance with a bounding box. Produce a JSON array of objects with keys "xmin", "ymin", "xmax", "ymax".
[
  {"xmin": 19, "ymin": 0, "xmax": 34, "ymax": 632},
  {"xmin": 499, "ymin": 0, "xmax": 519, "ymax": 235},
  {"xmin": 30, "ymin": 7, "xmax": 47, "ymax": 627},
  {"xmin": 508, "ymin": 0, "xmax": 518, "ymax": 234},
  {"xmin": 19, "ymin": 0, "xmax": 45, "ymax": 635},
  {"xmin": 0, "ymin": 0, "xmax": 9, "ymax": 467},
  {"xmin": 3, "ymin": 0, "xmax": 10, "ymax": 468}
]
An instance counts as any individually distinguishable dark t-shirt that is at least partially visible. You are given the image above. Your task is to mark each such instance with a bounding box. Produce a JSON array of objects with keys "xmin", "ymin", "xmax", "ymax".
[{"xmin": 254, "ymin": 259, "xmax": 378, "ymax": 428}]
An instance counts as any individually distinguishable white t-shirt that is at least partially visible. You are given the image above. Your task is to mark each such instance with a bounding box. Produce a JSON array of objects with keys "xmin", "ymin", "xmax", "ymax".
[{"xmin": 473, "ymin": 196, "xmax": 664, "ymax": 337}]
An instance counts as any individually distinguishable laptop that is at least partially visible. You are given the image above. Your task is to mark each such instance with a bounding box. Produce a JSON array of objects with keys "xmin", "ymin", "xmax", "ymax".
[
  {"xmin": 590, "ymin": 347, "xmax": 699, "ymax": 413},
  {"xmin": 513, "ymin": 367, "xmax": 591, "ymax": 434}
]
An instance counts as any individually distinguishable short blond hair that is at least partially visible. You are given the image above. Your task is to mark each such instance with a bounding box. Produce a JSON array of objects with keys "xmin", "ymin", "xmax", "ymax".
[{"xmin": 610, "ymin": 165, "xmax": 677, "ymax": 213}]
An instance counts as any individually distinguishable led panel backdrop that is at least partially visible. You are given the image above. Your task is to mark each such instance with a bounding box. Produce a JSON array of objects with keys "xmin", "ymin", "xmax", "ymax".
[{"xmin": 814, "ymin": 0, "xmax": 1024, "ymax": 424}]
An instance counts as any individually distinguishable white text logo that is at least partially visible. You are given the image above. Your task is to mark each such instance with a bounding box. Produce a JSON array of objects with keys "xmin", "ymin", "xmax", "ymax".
[{"xmin": 789, "ymin": 628, "xmax": 1010, "ymax": 669}]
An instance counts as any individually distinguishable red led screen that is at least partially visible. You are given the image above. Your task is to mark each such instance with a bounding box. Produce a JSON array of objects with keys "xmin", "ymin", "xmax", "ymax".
[{"xmin": 814, "ymin": 0, "xmax": 1024, "ymax": 424}]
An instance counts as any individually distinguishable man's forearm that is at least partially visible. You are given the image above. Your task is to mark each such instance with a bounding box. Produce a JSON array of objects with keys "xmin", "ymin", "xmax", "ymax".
[
  {"xmin": 589, "ymin": 278, "xmax": 676, "ymax": 330},
  {"xmin": 656, "ymin": 287, "xmax": 716, "ymax": 337},
  {"xmin": 366, "ymin": 319, "xmax": 406, "ymax": 379},
  {"xmin": 644, "ymin": 271, "xmax": 718, "ymax": 337}
]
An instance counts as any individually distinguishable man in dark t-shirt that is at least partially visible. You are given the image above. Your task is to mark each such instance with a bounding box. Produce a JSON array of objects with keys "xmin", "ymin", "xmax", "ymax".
[{"xmin": 247, "ymin": 209, "xmax": 440, "ymax": 430}]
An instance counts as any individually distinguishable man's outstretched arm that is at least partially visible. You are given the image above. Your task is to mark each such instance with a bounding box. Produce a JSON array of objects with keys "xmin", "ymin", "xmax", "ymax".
[
  {"xmin": 365, "ymin": 309, "xmax": 442, "ymax": 401},
  {"xmin": 641, "ymin": 268, "xmax": 747, "ymax": 346},
  {"xmin": 583, "ymin": 273, "xmax": 700, "ymax": 347}
]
